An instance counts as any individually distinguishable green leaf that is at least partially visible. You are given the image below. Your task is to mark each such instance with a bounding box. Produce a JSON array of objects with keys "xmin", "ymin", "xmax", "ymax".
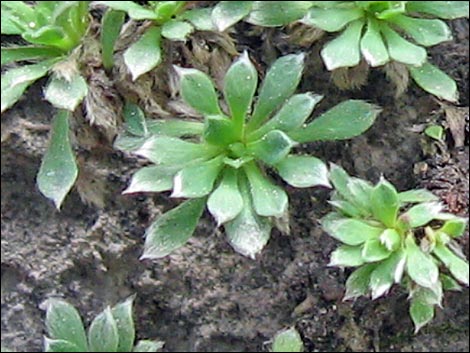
[
  {"xmin": 369, "ymin": 250, "xmax": 406, "ymax": 299},
  {"xmin": 439, "ymin": 218, "xmax": 468, "ymax": 238},
  {"xmin": 172, "ymin": 156, "xmax": 224, "ymax": 198},
  {"xmin": 123, "ymin": 102, "xmax": 148, "ymax": 136},
  {"xmin": 301, "ymin": 7, "xmax": 363, "ymax": 31},
  {"xmin": 251, "ymin": 93, "xmax": 323, "ymax": 140},
  {"xmin": 329, "ymin": 199, "xmax": 363, "ymax": 218},
  {"xmin": 154, "ymin": 1, "xmax": 186, "ymax": 22},
  {"xmin": 88, "ymin": 307, "xmax": 119, "ymax": 352},
  {"xmin": 371, "ymin": 178, "xmax": 399, "ymax": 228},
  {"xmin": 224, "ymin": 51, "xmax": 258, "ymax": 130},
  {"xmin": 135, "ymin": 136, "xmax": 219, "ymax": 166},
  {"xmin": 248, "ymin": 53, "xmax": 305, "ymax": 130},
  {"xmin": 181, "ymin": 8, "xmax": 215, "ymax": 31},
  {"xmin": 44, "ymin": 338, "xmax": 82, "ymax": 352},
  {"xmin": 142, "ymin": 198, "xmax": 206, "ymax": 259},
  {"xmin": 402, "ymin": 202, "xmax": 443, "ymax": 228},
  {"xmin": 328, "ymin": 164, "xmax": 354, "ymax": 202},
  {"xmin": 22, "ymin": 25, "xmax": 70, "ymax": 50},
  {"xmin": 1, "ymin": 46, "xmax": 62, "ymax": 66},
  {"xmin": 360, "ymin": 18, "xmax": 389, "ymax": 67},
  {"xmin": 203, "ymin": 115, "xmax": 239, "ymax": 146},
  {"xmin": 101, "ymin": 9, "xmax": 125, "ymax": 71},
  {"xmin": 320, "ymin": 20, "xmax": 364, "ymax": 70},
  {"xmin": 37, "ymin": 111, "xmax": 78, "ymax": 209},
  {"xmin": 161, "ymin": 20, "xmax": 194, "ymax": 41},
  {"xmin": 276, "ymin": 155, "xmax": 330, "ymax": 188},
  {"xmin": 44, "ymin": 299, "xmax": 87, "ymax": 351},
  {"xmin": 321, "ymin": 217, "xmax": 385, "ymax": 246},
  {"xmin": 124, "ymin": 27, "xmax": 162, "ymax": 81},
  {"xmin": 111, "ymin": 298, "xmax": 135, "ymax": 353},
  {"xmin": 424, "ymin": 125, "xmax": 444, "ymax": 141},
  {"xmin": 362, "ymin": 238, "xmax": 392, "ymax": 262},
  {"xmin": 246, "ymin": 130, "xmax": 295, "ymax": 165},
  {"xmin": 329, "ymin": 245, "xmax": 365, "ymax": 267},
  {"xmin": 398, "ymin": 189, "xmax": 438, "ymax": 204},
  {"xmin": 208, "ymin": 168, "xmax": 244, "ymax": 226},
  {"xmin": 246, "ymin": 1, "xmax": 312, "ymax": 27},
  {"xmin": 410, "ymin": 294, "xmax": 435, "ymax": 333},
  {"xmin": 1, "ymin": 60, "xmax": 54, "ymax": 113},
  {"xmin": 380, "ymin": 229, "xmax": 401, "ymax": 251},
  {"xmin": 244, "ymin": 162, "xmax": 288, "ymax": 217},
  {"xmin": 441, "ymin": 274, "xmax": 463, "ymax": 291},
  {"xmin": 380, "ymin": 23, "xmax": 426, "ymax": 66},
  {"xmin": 406, "ymin": 1, "xmax": 469, "ymax": 19},
  {"xmin": 212, "ymin": 1, "xmax": 253, "ymax": 31},
  {"xmin": 289, "ymin": 100, "xmax": 381, "ymax": 143},
  {"xmin": 45, "ymin": 73, "xmax": 88, "ymax": 111},
  {"xmin": 224, "ymin": 174, "xmax": 272, "ymax": 258},
  {"xmin": 344, "ymin": 264, "xmax": 377, "ymax": 301},
  {"xmin": 388, "ymin": 15, "xmax": 452, "ymax": 47},
  {"xmin": 405, "ymin": 235, "xmax": 439, "ymax": 288},
  {"xmin": 96, "ymin": 1, "xmax": 158, "ymax": 20},
  {"xmin": 175, "ymin": 66, "xmax": 222, "ymax": 116},
  {"xmin": 133, "ymin": 340, "xmax": 165, "ymax": 352},
  {"xmin": 433, "ymin": 244, "xmax": 469, "ymax": 285},
  {"xmin": 272, "ymin": 327, "xmax": 303, "ymax": 353},
  {"xmin": 409, "ymin": 62, "xmax": 458, "ymax": 102},
  {"xmin": 124, "ymin": 166, "xmax": 177, "ymax": 194},
  {"xmin": 145, "ymin": 120, "xmax": 204, "ymax": 137},
  {"xmin": 347, "ymin": 178, "xmax": 374, "ymax": 214},
  {"xmin": 1, "ymin": 1, "xmax": 36, "ymax": 34}
]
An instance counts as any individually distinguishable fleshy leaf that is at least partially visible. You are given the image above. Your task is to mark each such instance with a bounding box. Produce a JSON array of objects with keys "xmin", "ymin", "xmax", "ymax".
[
  {"xmin": 360, "ymin": 18, "xmax": 389, "ymax": 67},
  {"xmin": 37, "ymin": 111, "xmax": 78, "ymax": 209},
  {"xmin": 1, "ymin": 46, "xmax": 62, "ymax": 66},
  {"xmin": 1, "ymin": 1, "xmax": 36, "ymax": 34},
  {"xmin": 224, "ymin": 51, "xmax": 258, "ymax": 129},
  {"xmin": 181, "ymin": 8, "xmax": 215, "ymax": 31},
  {"xmin": 142, "ymin": 198, "xmax": 206, "ymax": 259},
  {"xmin": 161, "ymin": 20, "xmax": 194, "ymax": 41},
  {"xmin": 44, "ymin": 299, "xmax": 87, "ymax": 351},
  {"xmin": 208, "ymin": 168, "xmax": 244, "ymax": 226},
  {"xmin": 321, "ymin": 20, "xmax": 364, "ymax": 70},
  {"xmin": 380, "ymin": 229, "xmax": 401, "ymax": 251},
  {"xmin": 402, "ymin": 202, "xmax": 443, "ymax": 228},
  {"xmin": 362, "ymin": 238, "xmax": 392, "ymax": 262},
  {"xmin": 203, "ymin": 115, "xmax": 239, "ymax": 146},
  {"xmin": 405, "ymin": 235, "xmax": 439, "ymax": 288},
  {"xmin": 302, "ymin": 7, "xmax": 363, "ymax": 31},
  {"xmin": 289, "ymin": 100, "xmax": 381, "ymax": 143},
  {"xmin": 123, "ymin": 102, "xmax": 148, "ymax": 136},
  {"xmin": 246, "ymin": 130, "xmax": 295, "ymax": 165},
  {"xmin": 246, "ymin": 1, "xmax": 312, "ymax": 27},
  {"xmin": 344, "ymin": 264, "xmax": 377, "ymax": 301},
  {"xmin": 225, "ymin": 174, "xmax": 272, "ymax": 258},
  {"xmin": 380, "ymin": 23, "xmax": 426, "ymax": 66},
  {"xmin": 328, "ymin": 164, "xmax": 355, "ymax": 202},
  {"xmin": 272, "ymin": 327, "xmax": 304, "ymax": 353},
  {"xmin": 433, "ymin": 244, "xmax": 469, "ymax": 285},
  {"xmin": 322, "ymin": 217, "xmax": 385, "ymax": 246},
  {"xmin": 44, "ymin": 338, "xmax": 82, "ymax": 353},
  {"xmin": 172, "ymin": 156, "xmax": 224, "ymax": 198},
  {"xmin": 329, "ymin": 245, "xmax": 365, "ymax": 267},
  {"xmin": 124, "ymin": 27, "xmax": 162, "ymax": 81},
  {"xmin": 111, "ymin": 298, "xmax": 135, "ymax": 353},
  {"xmin": 124, "ymin": 166, "xmax": 177, "ymax": 194},
  {"xmin": 276, "ymin": 155, "xmax": 330, "ymax": 188},
  {"xmin": 441, "ymin": 274, "xmax": 463, "ymax": 292},
  {"xmin": 248, "ymin": 53, "xmax": 305, "ymax": 130},
  {"xmin": 96, "ymin": 1, "xmax": 158, "ymax": 20},
  {"xmin": 347, "ymin": 178, "xmax": 374, "ymax": 214},
  {"xmin": 410, "ymin": 293, "xmax": 435, "ymax": 333},
  {"xmin": 371, "ymin": 178, "xmax": 399, "ymax": 228},
  {"xmin": 439, "ymin": 218, "xmax": 468, "ymax": 238},
  {"xmin": 175, "ymin": 66, "xmax": 222, "ymax": 116},
  {"xmin": 398, "ymin": 189, "xmax": 438, "ymax": 204},
  {"xmin": 409, "ymin": 62, "xmax": 458, "ymax": 102},
  {"xmin": 212, "ymin": 1, "xmax": 253, "ymax": 31},
  {"xmin": 244, "ymin": 162, "xmax": 288, "ymax": 217},
  {"xmin": 101, "ymin": 9, "xmax": 125, "ymax": 71},
  {"xmin": 135, "ymin": 136, "xmax": 219, "ymax": 166},
  {"xmin": 369, "ymin": 250, "xmax": 406, "ymax": 299},
  {"xmin": 388, "ymin": 15, "xmax": 452, "ymax": 47},
  {"xmin": 133, "ymin": 340, "xmax": 165, "ymax": 352},
  {"xmin": 45, "ymin": 73, "xmax": 88, "ymax": 111},
  {"xmin": 88, "ymin": 307, "xmax": 119, "ymax": 352},
  {"xmin": 406, "ymin": 1, "xmax": 469, "ymax": 19},
  {"xmin": 1, "ymin": 60, "xmax": 55, "ymax": 112}
]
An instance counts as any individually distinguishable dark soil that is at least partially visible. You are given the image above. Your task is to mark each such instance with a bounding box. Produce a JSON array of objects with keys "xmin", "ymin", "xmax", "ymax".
[{"xmin": 1, "ymin": 14, "xmax": 469, "ymax": 353}]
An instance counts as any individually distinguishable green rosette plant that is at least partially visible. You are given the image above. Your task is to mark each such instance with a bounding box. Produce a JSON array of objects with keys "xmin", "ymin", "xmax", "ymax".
[
  {"xmin": 117, "ymin": 52, "xmax": 381, "ymax": 259},
  {"xmin": 43, "ymin": 297, "xmax": 163, "ymax": 352},
  {"xmin": 324, "ymin": 165, "xmax": 469, "ymax": 332},
  {"xmin": 97, "ymin": 1, "xmax": 217, "ymax": 79},
  {"xmin": 1, "ymin": 1, "xmax": 93, "ymax": 209},
  {"xmin": 301, "ymin": 1, "xmax": 469, "ymax": 102}
]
